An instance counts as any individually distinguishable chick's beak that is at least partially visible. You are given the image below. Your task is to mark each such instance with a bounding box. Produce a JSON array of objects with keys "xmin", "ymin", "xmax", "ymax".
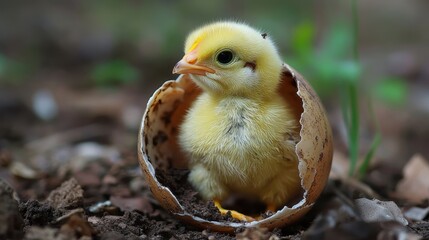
[{"xmin": 172, "ymin": 52, "xmax": 215, "ymax": 76}]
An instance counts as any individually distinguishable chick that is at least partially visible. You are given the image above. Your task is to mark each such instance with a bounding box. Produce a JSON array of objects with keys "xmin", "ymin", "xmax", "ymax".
[{"xmin": 173, "ymin": 21, "xmax": 302, "ymax": 221}]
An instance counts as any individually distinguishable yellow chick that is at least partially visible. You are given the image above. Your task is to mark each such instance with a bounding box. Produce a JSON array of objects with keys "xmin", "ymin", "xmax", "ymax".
[{"xmin": 172, "ymin": 21, "xmax": 301, "ymax": 221}]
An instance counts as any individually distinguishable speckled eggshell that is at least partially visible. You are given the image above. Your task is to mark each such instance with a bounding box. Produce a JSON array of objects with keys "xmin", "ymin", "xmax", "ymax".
[{"xmin": 137, "ymin": 64, "xmax": 333, "ymax": 233}]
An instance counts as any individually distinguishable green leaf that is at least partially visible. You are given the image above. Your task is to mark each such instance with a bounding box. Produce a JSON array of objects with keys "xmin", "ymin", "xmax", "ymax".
[
  {"xmin": 0, "ymin": 54, "xmax": 7, "ymax": 76},
  {"xmin": 291, "ymin": 21, "xmax": 315, "ymax": 58},
  {"xmin": 91, "ymin": 60, "xmax": 139, "ymax": 87},
  {"xmin": 359, "ymin": 128, "xmax": 381, "ymax": 178},
  {"xmin": 337, "ymin": 60, "xmax": 361, "ymax": 83},
  {"xmin": 319, "ymin": 24, "xmax": 353, "ymax": 59},
  {"xmin": 358, "ymin": 97, "xmax": 381, "ymax": 178},
  {"xmin": 0, "ymin": 55, "xmax": 33, "ymax": 85},
  {"xmin": 373, "ymin": 78, "xmax": 408, "ymax": 106},
  {"xmin": 313, "ymin": 58, "xmax": 339, "ymax": 82}
]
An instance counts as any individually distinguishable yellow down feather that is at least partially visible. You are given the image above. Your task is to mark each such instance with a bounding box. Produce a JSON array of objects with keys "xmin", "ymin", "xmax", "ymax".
[{"xmin": 177, "ymin": 21, "xmax": 302, "ymax": 210}]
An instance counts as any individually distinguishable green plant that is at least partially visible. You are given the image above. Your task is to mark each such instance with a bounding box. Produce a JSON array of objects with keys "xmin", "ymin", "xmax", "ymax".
[
  {"xmin": 346, "ymin": 0, "xmax": 361, "ymax": 177},
  {"xmin": 288, "ymin": 0, "xmax": 408, "ymax": 177},
  {"xmin": 0, "ymin": 53, "xmax": 33, "ymax": 85},
  {"xmin": 373, "ymin": 77, "xmax": 408, "ymax": 106},
  {"xmin": 0, "ymin": 54, "xmax": 6, "ymax": 75}
]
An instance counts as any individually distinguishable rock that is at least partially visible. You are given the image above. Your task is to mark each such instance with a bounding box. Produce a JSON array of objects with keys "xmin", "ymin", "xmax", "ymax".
[
  {"xmin": 45, "ymin": 178, "xmax": 84, "ymax": 210},
  {"xmin": 0, "ymin": 179, "xmax": 24, "ymax": 239},
  {"xmin": 10, "ymin": 161, "xmax": 40, "ymax": 179}
]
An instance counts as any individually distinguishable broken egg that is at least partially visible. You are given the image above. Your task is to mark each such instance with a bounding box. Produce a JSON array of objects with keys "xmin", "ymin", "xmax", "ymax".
[{"xmin": 137, "ymin": 64, "xmax": 333, "ymax": 232}]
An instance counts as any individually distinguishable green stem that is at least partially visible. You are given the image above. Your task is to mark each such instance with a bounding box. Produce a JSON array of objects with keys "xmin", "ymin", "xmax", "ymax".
[
  {"xmin": 347, "ymin": 83, "xmax": 359, "ymax": 176},
  {"xmin": 358, "ymin": 97, "xmax": 381, "ymax": 178},
  {"xmin": 352, "ymin": 0, "xmax": 359, "ymax": 60},
  {"xmin": 348, "ymin": 0, "xmax": 360, "ymax": 176}
]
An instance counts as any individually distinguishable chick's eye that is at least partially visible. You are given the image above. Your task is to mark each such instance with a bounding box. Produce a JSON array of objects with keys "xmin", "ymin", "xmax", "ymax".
[{"xmin": 216, "ymin": 50, "xmax": 234, "ymax": 65}]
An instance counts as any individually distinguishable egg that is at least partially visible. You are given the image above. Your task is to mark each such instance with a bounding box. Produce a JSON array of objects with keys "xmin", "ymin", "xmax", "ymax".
[{"xmin": 137, "ymin": 63, "xmax": 333, "ymax": 232}]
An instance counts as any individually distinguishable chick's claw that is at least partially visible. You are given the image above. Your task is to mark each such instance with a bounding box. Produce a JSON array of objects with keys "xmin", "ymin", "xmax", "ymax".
[{"xmin": 214, "ymin": 200, "xmax": 256, "ymax": 222}]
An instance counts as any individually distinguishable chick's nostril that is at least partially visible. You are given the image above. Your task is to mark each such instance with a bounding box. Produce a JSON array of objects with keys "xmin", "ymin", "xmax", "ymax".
[
  {"xmin": 185, "ymin": 55, "xmax": 197, "ymax": 64},
  {"xmin": 172, "ymin": 63, "xmax": 179, "ymax": 73}
]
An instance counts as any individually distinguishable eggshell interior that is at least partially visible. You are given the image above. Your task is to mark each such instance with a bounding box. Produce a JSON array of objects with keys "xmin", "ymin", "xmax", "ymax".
[{"xmin": 138, "ymin": 64, "xmax": 333, "ymax": 232}]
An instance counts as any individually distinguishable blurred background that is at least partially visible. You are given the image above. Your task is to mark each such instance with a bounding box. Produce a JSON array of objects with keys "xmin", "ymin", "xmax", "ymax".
[{"xmin": 0, "ymin": 0, "xmax": 428, "ymax": 191}]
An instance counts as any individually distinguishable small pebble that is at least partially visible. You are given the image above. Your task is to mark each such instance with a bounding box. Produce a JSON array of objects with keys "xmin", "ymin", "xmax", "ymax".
[{"xmin": 32, "ymin": 89, "xmax": 58, "ymax": 121}]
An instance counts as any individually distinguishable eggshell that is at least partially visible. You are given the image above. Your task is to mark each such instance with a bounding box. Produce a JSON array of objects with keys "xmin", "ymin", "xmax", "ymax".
[{"xmin": 137, "ymin": 64, "xmax": 333, "ymax": 232}]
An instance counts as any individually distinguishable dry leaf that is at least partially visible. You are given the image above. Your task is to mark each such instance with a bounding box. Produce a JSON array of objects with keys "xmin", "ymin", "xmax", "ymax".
[
  {"xmin": 355, "ymin": 198, "xmax": 408, "ymax": 225},
  {"xmin": 404, "ymin": 207, "xmax": 429, "ymax": 221},
  {"xmin": 394, "ymin": 154, "xmax": 429, "ymax": 203},
  {"xmin": 304, "ymin": 221, "xmax": 419, "ymax": 240}
]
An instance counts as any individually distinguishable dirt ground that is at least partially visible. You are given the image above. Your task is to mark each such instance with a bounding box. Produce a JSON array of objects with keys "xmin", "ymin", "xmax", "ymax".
[{"xmin": 1, "ymin": 77, "xmax": 429, "ymax": 239}]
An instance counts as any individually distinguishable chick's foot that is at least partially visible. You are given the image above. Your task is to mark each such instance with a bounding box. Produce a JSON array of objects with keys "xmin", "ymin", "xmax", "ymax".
[{"xmin": 214, "ymin": 200, "xmax": 255, "ymax": 222}]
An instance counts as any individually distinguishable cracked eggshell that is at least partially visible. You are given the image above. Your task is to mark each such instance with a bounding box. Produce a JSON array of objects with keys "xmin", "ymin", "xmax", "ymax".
[{"xmin": 137, "ymin": 64, "xmax": 333, "ymax": 232}]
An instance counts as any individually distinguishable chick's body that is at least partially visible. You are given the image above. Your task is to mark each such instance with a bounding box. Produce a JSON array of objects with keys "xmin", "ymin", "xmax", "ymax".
[
  {"xmin": 181, "ymin": 94, "xmax": 300, "ymax": 207},
  {"xmin": 174, "ymin": 22, "xmax": 302, "ymax": 213}
]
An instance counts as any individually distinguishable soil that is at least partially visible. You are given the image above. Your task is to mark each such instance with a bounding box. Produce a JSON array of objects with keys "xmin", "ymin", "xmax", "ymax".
[
  {"xmin": 2, "ymin": 166, "xmax": 427, "ymax": 240},
  {"xmin": 155, "ymin": 169, "xmax": 237, "ymax": 222},
  {"xmin": 1, "ymin": 84, "xmax": 428, "ymax": 239},
  {"xmin": 1, "ymin": 82, "xmax": 428, "ymax": 240},
  {"xmin": 1, "ymin": 175, "xmax": 237, "ymax": 240}
]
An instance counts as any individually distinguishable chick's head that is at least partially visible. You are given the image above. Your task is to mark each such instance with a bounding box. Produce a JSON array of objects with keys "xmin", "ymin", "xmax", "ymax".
[{"xmin": 173, "ymin": 21, "xmax": 283, "ymax": 98}]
